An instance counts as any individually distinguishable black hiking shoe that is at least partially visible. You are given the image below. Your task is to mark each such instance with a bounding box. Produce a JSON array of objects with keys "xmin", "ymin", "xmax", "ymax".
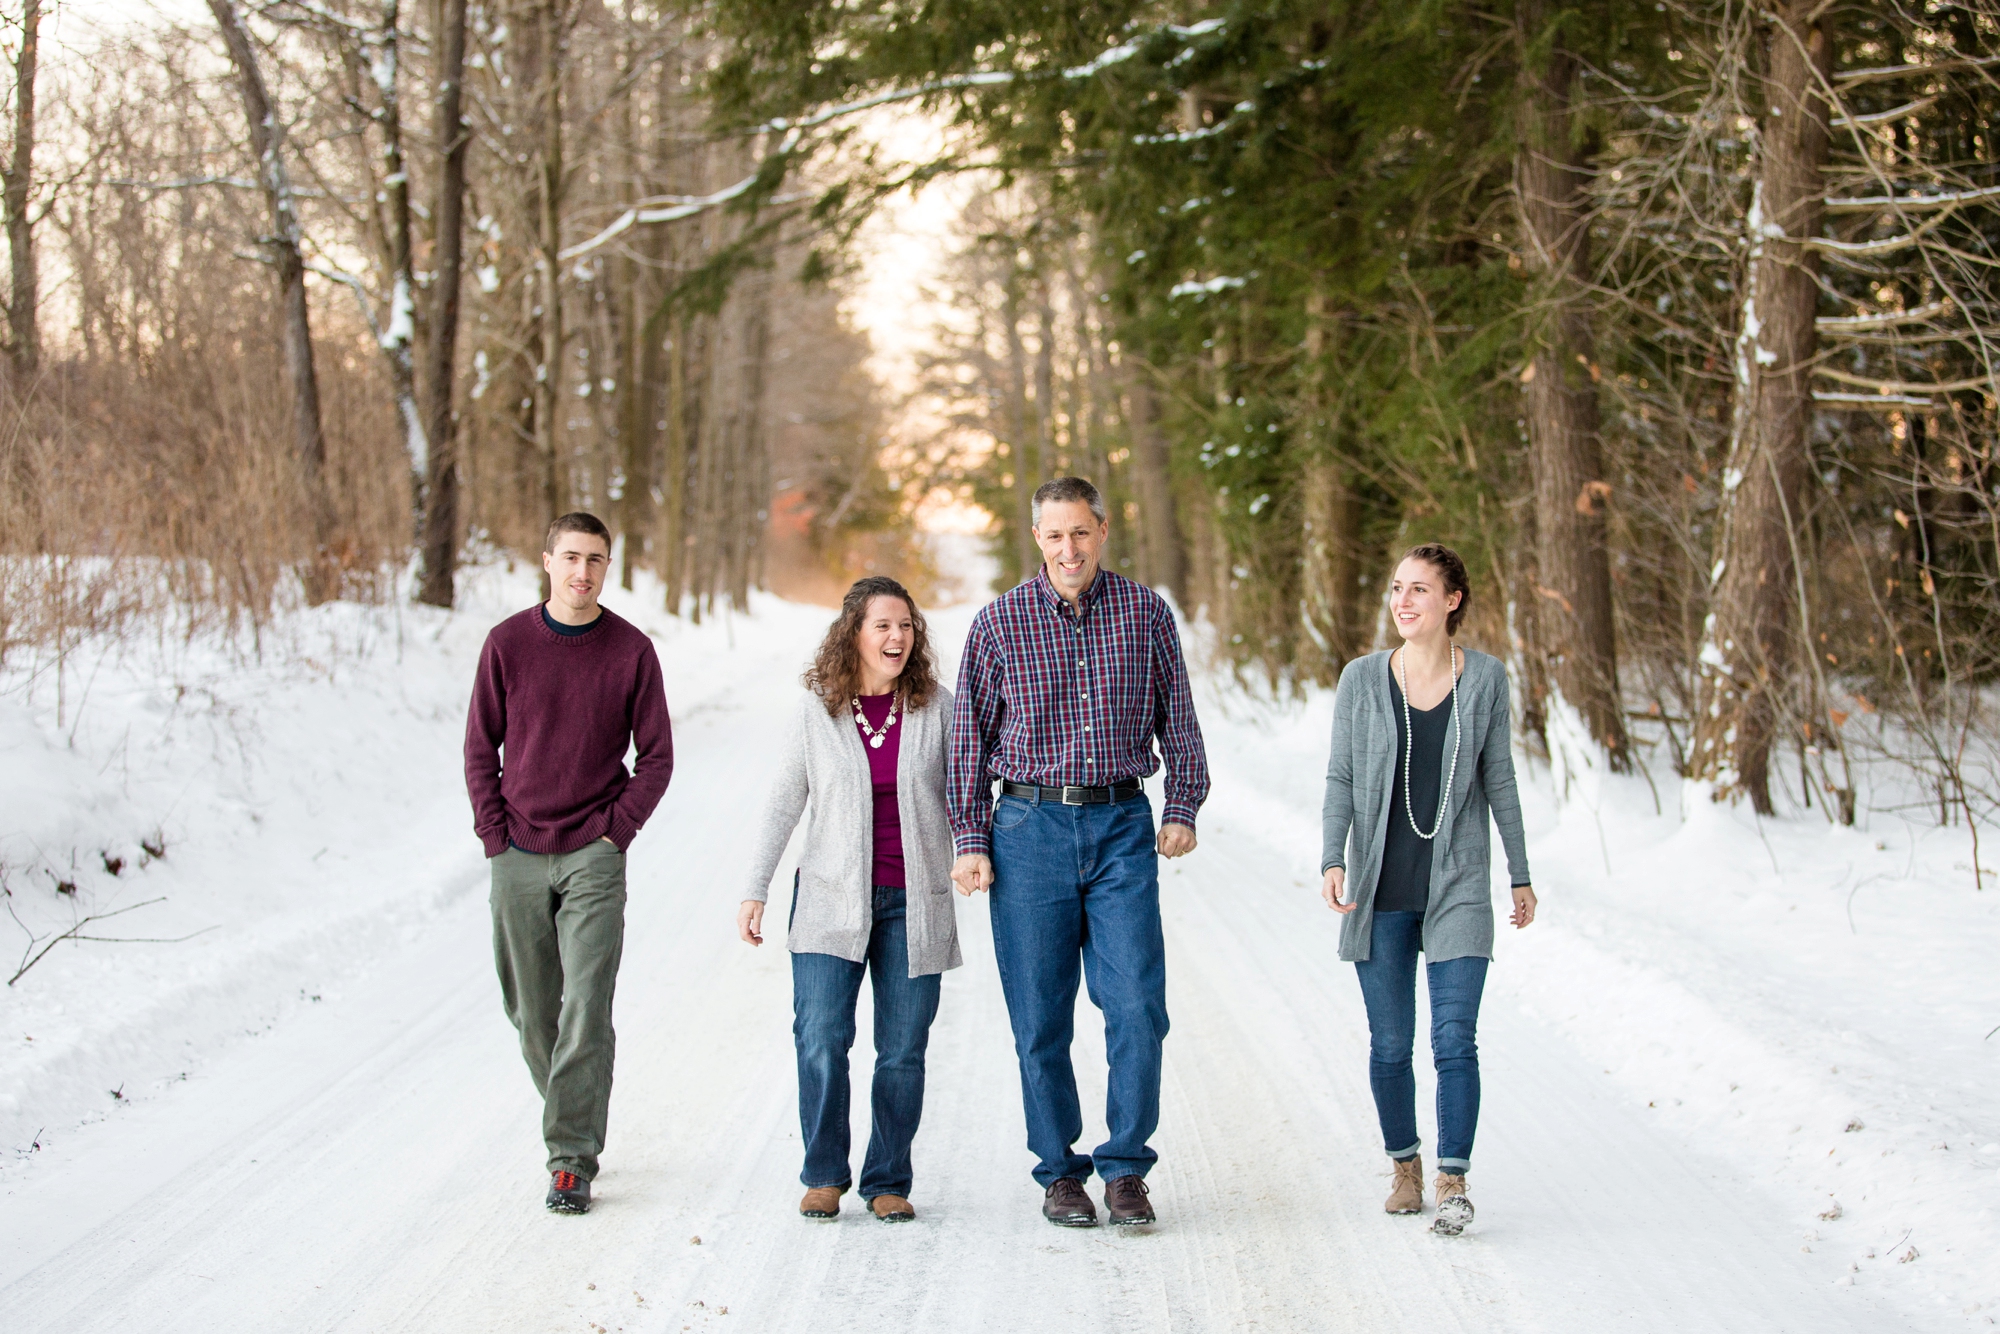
[
  {"xmin": 546, "ymin": 1170, "xmax": 591, "ymax": 1214},
  {"xmin": 1042, "ymin": 1177, "xmax": 1099, "ymax": 1228}
]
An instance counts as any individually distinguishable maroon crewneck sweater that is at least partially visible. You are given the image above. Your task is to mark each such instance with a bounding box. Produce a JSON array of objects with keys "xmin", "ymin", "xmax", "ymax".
[{"xmin": 464, "ymin": 605, "xmax": 674, "ymax": 858}]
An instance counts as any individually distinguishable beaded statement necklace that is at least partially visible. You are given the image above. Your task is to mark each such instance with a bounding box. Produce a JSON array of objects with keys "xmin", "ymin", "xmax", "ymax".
[
  {"xmin": 1397, "ymin": 644, "xmax": 1461, "ymax": 841},
  {"xmin": 852, "ymin": 693, "xmax": 900, "ymax": 749}
]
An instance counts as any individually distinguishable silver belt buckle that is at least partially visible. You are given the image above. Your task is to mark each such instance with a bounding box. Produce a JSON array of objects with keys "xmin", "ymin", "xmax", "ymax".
[{"xmin": 1060, "ymin": 785, "xmax": 1090, "ymax": 805}]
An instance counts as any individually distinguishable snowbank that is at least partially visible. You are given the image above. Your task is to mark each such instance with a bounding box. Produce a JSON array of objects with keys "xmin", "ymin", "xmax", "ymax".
[{"xmin": 0, "ymin": 561, "xmax": 837, "ymax": 1163}]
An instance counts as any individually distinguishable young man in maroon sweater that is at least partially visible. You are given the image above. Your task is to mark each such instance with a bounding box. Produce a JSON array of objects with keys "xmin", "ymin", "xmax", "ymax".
[{"xmin": 464, "ymin": 512, "xmax": 674, "ymax": 1214}]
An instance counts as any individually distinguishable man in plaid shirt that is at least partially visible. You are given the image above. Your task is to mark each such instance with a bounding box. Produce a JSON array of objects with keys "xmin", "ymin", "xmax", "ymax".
[{"xmin": 949, "ymin": 476, "xmax": 1209, "ymax": 1228}]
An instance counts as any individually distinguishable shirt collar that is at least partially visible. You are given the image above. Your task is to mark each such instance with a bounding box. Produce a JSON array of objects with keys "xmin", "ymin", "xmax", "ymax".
[{"xmin": 1033, "ymin": 565, "xmax": 1103, "ymax": 619}]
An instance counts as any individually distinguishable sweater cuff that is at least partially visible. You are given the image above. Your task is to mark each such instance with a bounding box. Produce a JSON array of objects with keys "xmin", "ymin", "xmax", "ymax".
[
  {"xmin": 606, "ymin": 808, "xmax": 641, "ymax": 852},
  {"xmin": 479, "ymin": 828, "xmax": 509, "ymax": 859}
]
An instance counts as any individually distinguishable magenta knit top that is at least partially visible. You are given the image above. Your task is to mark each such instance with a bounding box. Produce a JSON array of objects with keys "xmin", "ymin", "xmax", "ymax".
[
  {"xmin": 464, "ymin": 605, "xmax": 675, "ymax": 857},
  {"xmin": 856, "ymin": 693, "xmax": 905, "ymax": 888}
]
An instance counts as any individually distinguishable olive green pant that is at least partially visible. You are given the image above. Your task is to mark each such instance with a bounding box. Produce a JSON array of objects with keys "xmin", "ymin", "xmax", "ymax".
[{"xmin": 490, "ymin": 841, "xmax": 626, "ymax": 1181}]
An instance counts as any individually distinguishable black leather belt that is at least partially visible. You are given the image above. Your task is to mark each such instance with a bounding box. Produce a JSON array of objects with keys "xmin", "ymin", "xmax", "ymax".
[{"xmin": 999, "ymin": 778, "xmax": 1143, "ymax": 805}]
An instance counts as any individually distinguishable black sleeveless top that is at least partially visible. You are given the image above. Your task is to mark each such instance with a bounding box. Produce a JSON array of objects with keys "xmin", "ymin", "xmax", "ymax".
[{"xmin": 1376, "ymin": 666, "xmax": 1455, "ymax": 916}]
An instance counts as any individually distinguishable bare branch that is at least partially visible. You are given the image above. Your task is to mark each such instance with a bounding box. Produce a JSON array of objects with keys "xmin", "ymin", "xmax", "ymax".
[
  {"xmin": 1834, "ymin": 55, "xmax": 2000, "ymax": 88},
  {"xmin": 8, "ymin": 897, "xmax": 179, "ymax": 987},
  {"xmin": 1813, "ymin": 365, "xmax": 1994, "ymax": 395},
  {"xmin": 1824, "ymin": 183, "xmax": 2000, "ymax": 214},
  {"xmin": 1815, "ymin": 301, "xmax": 1951, "ymax": 331},
  {"xmin": 1829, "ymin": 97, "xmax": 1937, "ymax": 128}
]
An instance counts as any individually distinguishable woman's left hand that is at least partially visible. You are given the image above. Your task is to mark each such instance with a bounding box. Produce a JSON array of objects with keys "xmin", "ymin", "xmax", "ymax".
[
  {"xmin": 1510, "ymin": 883, "xmax": 1537, "ymax": 929},
  {"xmin": 738, "ymin": 900, "xmax": 765, "ymax": 945}
]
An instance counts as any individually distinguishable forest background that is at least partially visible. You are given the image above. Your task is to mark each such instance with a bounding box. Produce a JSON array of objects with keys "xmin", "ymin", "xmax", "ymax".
[{"xmin": 0, "ymin": 0, "xmax": 1996, "ymax": 854}]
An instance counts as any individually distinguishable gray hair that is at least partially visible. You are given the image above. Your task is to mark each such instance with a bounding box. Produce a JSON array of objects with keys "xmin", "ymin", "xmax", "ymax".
[{"xmin": 1030, "ymin": 476, "xmax": 1107, "ymax": 528}]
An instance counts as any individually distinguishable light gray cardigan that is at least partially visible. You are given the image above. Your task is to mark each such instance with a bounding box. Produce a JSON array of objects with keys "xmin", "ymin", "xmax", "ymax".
[
  {"xmin": 1320, "ymin": 647, "xmax": 1531, "ymax": 963},
  {"xmin": 743, "ymin": 687, "xmax": 962, "ymax": 977}
]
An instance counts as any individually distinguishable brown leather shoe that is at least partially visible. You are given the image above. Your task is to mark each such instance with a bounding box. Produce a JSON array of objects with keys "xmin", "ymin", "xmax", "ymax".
[
  {"xmin": 799, "ymin": 1185, "xmax": 847, "ymax": 1219},
  {"xmin": 869, "ymin": 1194, "xmax": 916, "ymax": 1222},
  {"xmin": 1042, "ymin": 1177, "xmax": 1098, "ymax": 1227},
  {"xmin": 1104, "ymin": 1175, "xmax": 1156, "ymax": 1226}
]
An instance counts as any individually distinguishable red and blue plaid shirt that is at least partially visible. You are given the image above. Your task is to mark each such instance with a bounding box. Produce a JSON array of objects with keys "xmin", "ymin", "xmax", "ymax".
[{"xmin": 948, "ymin": 567, "xmax": 1210, "ymax": 857}]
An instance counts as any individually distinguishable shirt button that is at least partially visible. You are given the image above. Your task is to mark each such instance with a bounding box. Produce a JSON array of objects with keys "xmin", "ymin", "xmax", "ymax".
[{"xmin": 1084, "ymin": 724, "xmax": 1092, "ymax": 731}]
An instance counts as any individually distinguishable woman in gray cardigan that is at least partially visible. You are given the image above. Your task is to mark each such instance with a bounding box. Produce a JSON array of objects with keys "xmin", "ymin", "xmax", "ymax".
[
  {"xmin": 739, "ymin": 576, "xmax": 961, "ymax": 1225},
  {"xmin": 1320, "ymin": 543, "xmax": 1536, "ymax": 1237}
]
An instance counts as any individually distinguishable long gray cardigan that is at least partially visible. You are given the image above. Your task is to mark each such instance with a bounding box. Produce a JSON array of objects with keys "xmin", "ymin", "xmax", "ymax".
[
  {"xmin": 743, "ymin": 687, "xmax": 962, "ymax": 977},
  {"xmin": 1320, "ymin": 647, "xmax": 1531, "ymax": 963}
]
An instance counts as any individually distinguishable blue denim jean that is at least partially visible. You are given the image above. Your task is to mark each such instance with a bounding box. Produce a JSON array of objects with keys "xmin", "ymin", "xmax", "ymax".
[
  {"xmin": 989, "ymin": 790, "xmax": 1168, "ymax": 1187},
  {"xmin": 1353, "ymin": 910, "xmax": 1488, "ymax": 1175},
  {"xmin": 792, "ymin": 884, "xmax": 942, "ymax": 1200}
]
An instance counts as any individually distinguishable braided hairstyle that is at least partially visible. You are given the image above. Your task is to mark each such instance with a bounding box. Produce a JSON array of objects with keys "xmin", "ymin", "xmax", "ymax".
[{"xmin": 1398, "ymin": 542, "xmax": 1471, "ymax": 636}]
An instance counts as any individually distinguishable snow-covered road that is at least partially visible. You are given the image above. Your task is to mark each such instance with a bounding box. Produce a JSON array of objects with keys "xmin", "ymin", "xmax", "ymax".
[{"xmin": 0, "ymin": 587, "xmax": 1945, "ymax": 1331}]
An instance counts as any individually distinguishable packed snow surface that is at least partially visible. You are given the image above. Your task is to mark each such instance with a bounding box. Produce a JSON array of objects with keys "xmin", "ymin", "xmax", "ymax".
[{"xmin": 1, "ymin": 561, "xmax": 1994, "ymax": 1331}]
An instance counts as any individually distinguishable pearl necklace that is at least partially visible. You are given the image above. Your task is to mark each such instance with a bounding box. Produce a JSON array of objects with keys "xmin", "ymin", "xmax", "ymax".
[
  {"xmin": 852, "ymin": 693, "xmax": 899, "ymax": 749},
  {"xmin": 1398, "ymin": 644, "xmax": 1461, "ymax": 841}
]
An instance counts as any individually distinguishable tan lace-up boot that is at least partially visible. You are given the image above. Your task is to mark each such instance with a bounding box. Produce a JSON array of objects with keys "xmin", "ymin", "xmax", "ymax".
[
  {"xmin": 1432, "ymin": 1173, "xmax": 1474, "ymax": 1236},
  {"xmin": 1385, "ymin": 1156, "xmax": 1424, "ymax": 1215}
]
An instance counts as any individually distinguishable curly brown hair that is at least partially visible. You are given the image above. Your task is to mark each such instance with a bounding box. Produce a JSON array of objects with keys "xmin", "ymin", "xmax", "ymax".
[
  {"xmin": 1397, "ymin": 542, "xmax": 1471, "ymax": 636},
  {"xmin": 803, "ymin": 576, "xmax": 942, "ymax": 715}
]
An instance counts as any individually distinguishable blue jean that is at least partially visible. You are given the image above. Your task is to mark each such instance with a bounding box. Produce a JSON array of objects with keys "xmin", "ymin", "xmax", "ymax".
[
  {"xmin": 1353, "ymin": 910, "xmax": 1488, "ymax": 1175},
  {"xmin": 989, "ymin": 790, "xmax": 1168, "ymax": 1187},
  {"xmin": 792, "ymin": 884, "xmax": 942, "ymax": 1200}
]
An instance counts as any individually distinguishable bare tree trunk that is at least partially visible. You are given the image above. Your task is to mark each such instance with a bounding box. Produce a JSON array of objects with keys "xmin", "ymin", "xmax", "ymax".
[
  {"xmin": 1034, "ymin": 290, "xmax": 1056, "ymax": 479},
  {"xmin": 1692, "ymin": 1, "xmax": 1834, "ymax": 813},
  {"xmin": 531, "ymin": 0, "xmax": 566, "ymax": 528},
  {"xmin": 1003, "ymin": 265, "xmax": 1035, "ymax": 579},
  {"xmin": 1506, "ymin": 502, "xmax": 1551, "ymax": 752},
  {"xmin": 208, "ymin": 0, "xmax": 335, "ymax": 599},
  {"xmin": 615, "ymin": 49, "xmax": 641, "ymax": 593},
  {"xmin": 417, "ymin": 0, "xmax": 469, "ymax": 607},
  {"xmin": 1299, "ymin": 288, "xmax": 1363, "ymax": 676},
  {"xmin": 659, "ymin": 308, "xmax": 691, "ymax": 610},
  {"xmin": 3, "ymin": 0, "xmax": 39, "ymax": 379},
  {"xmin": 1517, "ymin": 3, "xmax": 1630, "ymax": 771},
  {"xmin": 1124, "ymin": 364, "xmax": 1185, "ymax": 602},
  {"xmin": 371, "ymin": 0, "xmax": 426, "ymax": 485},
  {"xmin": 729, "ymin": 271, "xmax": 772, "ymax": 606}
]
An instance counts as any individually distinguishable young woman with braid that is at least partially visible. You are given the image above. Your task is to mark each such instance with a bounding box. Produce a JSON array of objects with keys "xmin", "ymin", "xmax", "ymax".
[{"xmin": 1319, "ymin": 544, "xmax": 1537, "ymax": 1236}]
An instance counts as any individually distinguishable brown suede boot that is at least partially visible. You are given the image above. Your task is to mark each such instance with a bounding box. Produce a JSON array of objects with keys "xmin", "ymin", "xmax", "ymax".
[
  {"xmin": 1385, "ymin": 1156, "xmax": 1424, "ymax": 1215},
  {"xmin": 870, "ymin": 1194, "xmax": 916, "ymax": 1222},
  {"xmin": 1431, "ymin": 1173, "xmax": 1473, "ymax": 1236},
  {"xmin": 799, "ymin": 1185, "xmax": 847, "ymax": 1219}
]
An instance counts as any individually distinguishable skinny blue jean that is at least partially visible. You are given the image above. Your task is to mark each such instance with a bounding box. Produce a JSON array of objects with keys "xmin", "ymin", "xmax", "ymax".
[
  {"xmin": 989, "ymin": 790, "xmax": 1168, "ymax": 1187},
  {"xmin": 792, "ymin": 884, "xmax": 941, "ymax": 1200},
  {"xmin": 1353, "ymin": 910, "xmax": 1488, "ymax": 1175}
]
